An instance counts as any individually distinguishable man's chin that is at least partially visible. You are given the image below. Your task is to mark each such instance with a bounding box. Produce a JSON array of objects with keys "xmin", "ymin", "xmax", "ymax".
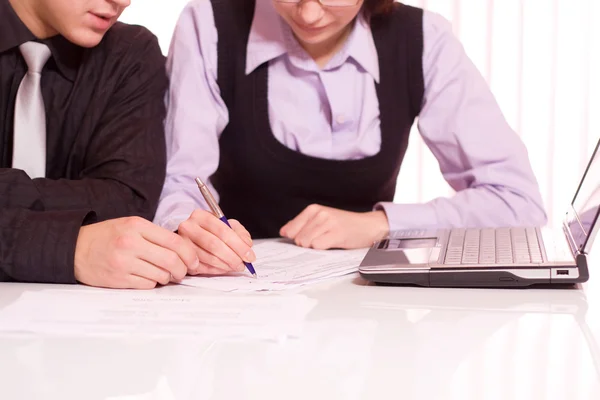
[{"xmin": 64, "ymin": 29, "xmax": 108, "ymax": 48}]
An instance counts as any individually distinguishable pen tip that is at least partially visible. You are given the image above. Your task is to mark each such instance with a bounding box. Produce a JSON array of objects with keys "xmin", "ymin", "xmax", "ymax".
[
  {"xmin": 252, "ymin": 273, "xmax": 258, "ymax": 279},
  {"xmin": 195, "ymin": 177, "xmax": 204, "ymax": 187}
]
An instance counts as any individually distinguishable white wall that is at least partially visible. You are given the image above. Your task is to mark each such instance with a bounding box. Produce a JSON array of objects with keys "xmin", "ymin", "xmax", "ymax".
[
  {"xmin": 119, "ymin": 0, "xmax": 190, "ymax": 52},
  {"xmin": 399, "ymin": 0, "xmax": 600, "ymax": 229},
  {"xmin": 120, "ymin": 0, "xmax": 600, "ymax": 228}
]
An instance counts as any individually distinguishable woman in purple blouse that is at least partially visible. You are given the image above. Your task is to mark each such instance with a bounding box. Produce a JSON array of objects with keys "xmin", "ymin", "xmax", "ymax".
[{"xmin": 154, "ymin": 0, "xmax": 546, "ymax": 277}]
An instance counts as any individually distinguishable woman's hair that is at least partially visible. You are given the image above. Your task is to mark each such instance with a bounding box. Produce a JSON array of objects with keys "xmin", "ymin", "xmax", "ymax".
[{"xmin": 363, "ymin": 0, "xmax": 396, "ymax": 17}]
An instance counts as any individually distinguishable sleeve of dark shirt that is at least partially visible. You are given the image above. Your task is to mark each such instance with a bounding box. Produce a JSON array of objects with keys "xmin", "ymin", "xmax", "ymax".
[{"xmin": 0, "ymin": 28, "xmax": 168, "ymax": 284}]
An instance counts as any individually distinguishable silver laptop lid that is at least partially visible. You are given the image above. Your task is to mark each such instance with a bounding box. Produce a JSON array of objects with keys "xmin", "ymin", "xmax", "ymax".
[{"xmin": 565, "ymin": 138, "xmax": 600, "ymax": 255}]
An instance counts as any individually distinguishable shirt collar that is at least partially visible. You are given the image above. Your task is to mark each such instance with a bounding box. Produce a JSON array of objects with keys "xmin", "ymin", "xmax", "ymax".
[
  {"xmin": 246, "ymin": 0, "xmax": 380, "ymax": 83},
  {"xmin": 344, "ymin": 13, "xmax": 380, "ymax": 83},
  {"xmin": 246, "ymin": 0, "xmax": 288, "ymax": 75},
  {"xmin": 0, "ymin": 0, "xmax": 81, "ymax": 82},
  {"xmin": 43, "ymin": 36, "xmax": 82, "ymax": 82},
  {"xmin": 0, "ymin": 0, "xmax": 35, "ymax": 53}
]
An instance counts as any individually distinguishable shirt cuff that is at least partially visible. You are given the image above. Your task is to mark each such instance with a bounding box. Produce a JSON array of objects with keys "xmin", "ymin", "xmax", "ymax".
[
  {"xmin": 374, "ymin": 202, "xmax": 440, "ymax": 232},
  {"xmin": 154, "ymin": 202, "xmax": 199, "ymax": 232},
  {"xmin": 13, "ymin": 210, "xmax": 93, "ymax": 284}
]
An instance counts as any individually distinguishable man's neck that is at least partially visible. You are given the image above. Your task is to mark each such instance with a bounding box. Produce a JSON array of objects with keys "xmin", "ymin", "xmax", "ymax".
[{"xmin": 8, "ymin": 0, "xmax": 57, "ymax": 38}]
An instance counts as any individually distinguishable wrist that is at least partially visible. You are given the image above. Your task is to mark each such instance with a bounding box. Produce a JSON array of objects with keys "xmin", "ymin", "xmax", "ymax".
[
  {"xmin": 368, "ymin": 210, "xmax": 389, "ymax": 240},
  {"xmin": 73, "ymin": 225, "xmax": 91, "ymax": 282}
]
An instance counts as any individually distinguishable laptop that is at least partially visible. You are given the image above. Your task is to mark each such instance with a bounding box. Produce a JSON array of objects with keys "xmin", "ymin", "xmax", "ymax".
[{"xmin": 358, "ymin": 139, "xmax": 600, "ymax": 287}]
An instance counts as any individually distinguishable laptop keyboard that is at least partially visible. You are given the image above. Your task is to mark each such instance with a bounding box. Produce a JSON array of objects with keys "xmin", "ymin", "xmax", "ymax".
[{"xmin": 444, "ymin": 228, "xmax": 543, "ymax": 265}]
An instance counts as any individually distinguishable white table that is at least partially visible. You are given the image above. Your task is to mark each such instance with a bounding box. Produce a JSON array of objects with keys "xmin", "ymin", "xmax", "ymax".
[{"xmin": 1, "ymin": 270, "xmax": 600, "ymax": 399}]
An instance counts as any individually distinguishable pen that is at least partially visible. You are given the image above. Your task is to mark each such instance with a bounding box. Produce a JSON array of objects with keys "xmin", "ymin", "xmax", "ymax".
[{"xmin": 195, "ymin": 177, "xmax": 258, "ymax": 279}]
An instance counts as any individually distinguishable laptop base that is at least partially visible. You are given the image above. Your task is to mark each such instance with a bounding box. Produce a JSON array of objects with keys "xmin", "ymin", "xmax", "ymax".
[{"xmin": 359, "ymin": 271, "xmax": 553, "ymax": 288}]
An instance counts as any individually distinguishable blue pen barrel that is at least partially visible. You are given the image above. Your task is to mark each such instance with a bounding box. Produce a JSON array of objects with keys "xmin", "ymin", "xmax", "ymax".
[
  {"xmin": 220, "ymin": 216, "xmax": 232, "ymax": 228},
  {"xmin": 218, "ymin": 215, "xmax": 257, "ymax": 276}
]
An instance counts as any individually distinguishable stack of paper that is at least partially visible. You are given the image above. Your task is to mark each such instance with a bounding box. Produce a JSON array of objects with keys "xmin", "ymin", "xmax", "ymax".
[
  {"xmin": 0, "ymin": 289, "xmax": 316, "ymax": 340},
  {"xmin": 181, "ymin": 240, "xmax": 369, "ymax": 292}
]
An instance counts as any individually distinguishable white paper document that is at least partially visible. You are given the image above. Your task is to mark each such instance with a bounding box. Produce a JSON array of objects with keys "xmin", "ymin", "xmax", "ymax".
[
  {"xmin": 0, "ymin": 289, "xmax": 316, "ymax": 339},
  {"xmin": 181, "ymin": 240, "xmax": 368, "ymax": 292}
]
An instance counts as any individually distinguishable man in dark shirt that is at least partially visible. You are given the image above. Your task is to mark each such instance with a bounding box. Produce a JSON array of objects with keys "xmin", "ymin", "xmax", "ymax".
[{"xmin": 1, "ymin": 0, "xmax": 200, "ymax": 288}]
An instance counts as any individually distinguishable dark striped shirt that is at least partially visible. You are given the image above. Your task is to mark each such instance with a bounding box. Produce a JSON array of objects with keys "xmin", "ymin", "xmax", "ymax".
[{"xmin": 0, "ymin": 0, "xmax": 168, "ymax": 283}]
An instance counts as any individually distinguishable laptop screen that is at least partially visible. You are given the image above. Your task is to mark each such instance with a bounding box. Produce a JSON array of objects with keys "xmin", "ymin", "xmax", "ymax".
[{"xmin": 567, "ymin": 139, "xmax": 600, "ymax": 252}]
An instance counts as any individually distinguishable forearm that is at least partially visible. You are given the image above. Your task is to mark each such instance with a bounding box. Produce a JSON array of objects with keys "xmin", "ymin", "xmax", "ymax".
[
  {"xmin": 154, "ymin": 2, "xmax": 228, "ymax": 231},
  {"xmin": 0, "ymin": 209, "xmax": 92, "ymax": 283},
  {"xmin": 377, "ymin": 184, "xmax": 547, "ymax": 231},
  {"xmin": 0, "ymin": 168, "xmax": 161, "ymax": 221},
  {"xmin": 397, "ymin": 12, "xmax": 546, "ymax": 233}
]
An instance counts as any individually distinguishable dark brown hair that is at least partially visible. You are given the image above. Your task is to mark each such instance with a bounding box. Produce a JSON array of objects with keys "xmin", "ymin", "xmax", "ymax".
[{"xmin": 363, "ymin": 0, "xmax": 396, "ymax": 17}]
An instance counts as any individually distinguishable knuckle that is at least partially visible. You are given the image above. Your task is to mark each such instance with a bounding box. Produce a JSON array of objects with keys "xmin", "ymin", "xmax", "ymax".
[
  {"xmin": 205, "ymin": 249, "xmax": 235, "ymax": 268},
  {"xmin": 184, "ymin": 252, "xmax": 198, "ymax": 268},
  {"xmin": 160, "ymin": 273, "xmax": 171, "ymax": 285},
  {"xmin": 220, "ymin": 235, "xmax": 237, "ymax": 251},
  {"xmin": 312, "ymin": 236, "xmax": 328, "ymax": 250},
  {"xmin": 205, "ymin": 236, "xmax": 221, "ymax": 252},
  {"xmin": 295, "ymin": 235, "xmax": 305, "ymax": 246},
  {"xmin": 165, "ymin": 232, "xmax": 184, "ymax": 249},
  {"xmin": 191, "ymin": 209, "xmax": 210, "ymax": 222},
  {"xmin": 206, "ymin": 254, "xmax": 224, "ymax": 269},
  {"xmin": 164, "ymin": 252, "xmax": 180, "ymax": 268},
  {"xmin": 114, "ymin": 234, "xmax": 136, "ymax": 251},
  {"xmin": 144, "ymin": 280, "xmax": 158, "ymax": 290},
  {"xmin": 176, "ymin": 264, "xmax": 188, "ymax": 279},
  {"xmin": 184, "ymin": 245, "xmax": 198, "ymax": 265},
  {"xmin": 123, "ymin": 216, "xmax": 146, "ymax": 230},
  {"xmin": 216, "ymin": 221, "xmax": 232, "ymax": 237},
  {"xmin": 177, "ymin": 250, "xmax": 194, "ymax": 268},
  {"xmin": 177, "ymin": 220, "xmax": 191, "ymax": 236},
  {"xmin": 313, "ymin": 242, "xmax": 328, "ymax": 250},
  {"xmin": 196, "ymin": 252, "xmax": 210, "ymax": 267},
  {"xmin": 307, "ymin": 204, "xmax": 320, "ymax": 212},
  {"xmin": 318, "ymin": 210, "xmax": 330, "ymax": 220},
  {"xmin": 106, "ymin": 252, "xmax": 124, "ymax": 271},
  {"xmin": 201, "ymin": 254, "xmax": 222, "ymax": 268},
  {"xmin": 174, "ymin": 261, "xmax": 188, "ymax": 277}
]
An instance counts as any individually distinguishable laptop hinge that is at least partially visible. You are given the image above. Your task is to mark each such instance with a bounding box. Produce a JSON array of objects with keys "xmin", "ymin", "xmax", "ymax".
[{"xmin": 562, "ymin": 221, "xmax": 580, "ymax": 256}]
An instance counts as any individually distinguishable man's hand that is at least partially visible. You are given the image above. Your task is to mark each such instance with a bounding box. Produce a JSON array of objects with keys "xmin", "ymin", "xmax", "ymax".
[
  {"xmin": 177, "ymin": 209, "xmax": 256, "ymax": 276},
  {"xmin": 74, "ymin": 217, "xmax": 199, "ymax": 289},
  {"xmin": 280, "ymin": 205, "xmax": 389, "ymax": 249}
]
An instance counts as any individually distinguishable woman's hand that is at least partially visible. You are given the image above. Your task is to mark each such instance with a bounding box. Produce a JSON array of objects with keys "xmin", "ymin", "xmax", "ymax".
[
  {"xmin": 280, "ymin": 205, "xmax": 389, "ymax": 249},
  {"xmin": 177, "ymin": 210, "xmax": 256, "ymax": 275}
]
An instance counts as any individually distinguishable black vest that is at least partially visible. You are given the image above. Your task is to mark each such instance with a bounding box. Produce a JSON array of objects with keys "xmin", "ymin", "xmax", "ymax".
[{"xmin": 211, "ymin": 0, "xmax": 424, "ymax": 238}]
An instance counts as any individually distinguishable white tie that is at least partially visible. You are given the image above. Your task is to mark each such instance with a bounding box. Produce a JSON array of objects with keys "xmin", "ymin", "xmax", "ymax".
[{"xmin": 12, "ymin": 42, "xmax": 51, "ymax": 178}]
